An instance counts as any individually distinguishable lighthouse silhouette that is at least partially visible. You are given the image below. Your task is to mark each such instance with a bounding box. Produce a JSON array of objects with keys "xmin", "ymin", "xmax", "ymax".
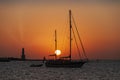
[{"xmin": 21, "ymin": 48, "xmax": 26, "ymax": 60}]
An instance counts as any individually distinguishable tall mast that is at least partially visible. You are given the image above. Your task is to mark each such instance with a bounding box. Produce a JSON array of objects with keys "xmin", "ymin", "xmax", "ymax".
[
  {"xmin": 55, "ymin": 30, "xmax": 57, "ymax": 59},
  {"xmin": 69, "ymin": 10, "xmax": 72, "ymax": 61},
  {"xmin": 55, "ymin": 30, "xmax": 57, "ymax": 51}
]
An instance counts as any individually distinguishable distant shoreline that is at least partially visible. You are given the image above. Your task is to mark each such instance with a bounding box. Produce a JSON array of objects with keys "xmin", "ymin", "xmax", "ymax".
[{"xmin": 0, "ymin": 57, "xmax": 120, "ymax": 62}]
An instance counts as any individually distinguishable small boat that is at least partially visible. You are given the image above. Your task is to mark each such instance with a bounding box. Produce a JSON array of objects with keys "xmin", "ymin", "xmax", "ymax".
[
  {"xmin": 30, "ymin": 64, "xmax": 43, "ymax": 67},
  {"xmin": 45, "ymin": 10, "xmax": 88, "ymax": 68}
]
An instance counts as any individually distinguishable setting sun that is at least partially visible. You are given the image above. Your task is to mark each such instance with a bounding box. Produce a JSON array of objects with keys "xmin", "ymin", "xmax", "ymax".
[{"xmin": 55, "ymin": 50, "xmax": 61, "ymax": 56}]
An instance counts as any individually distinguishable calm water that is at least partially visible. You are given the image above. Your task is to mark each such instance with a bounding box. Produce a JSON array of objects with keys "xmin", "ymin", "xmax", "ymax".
[{"xmin": 0, "ymin": 60, "xmax": 120, "ymax": 80}]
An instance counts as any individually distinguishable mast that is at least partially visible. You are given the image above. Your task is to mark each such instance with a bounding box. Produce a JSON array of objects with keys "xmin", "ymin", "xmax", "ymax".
[
  {"xmin": 69, "ymin": 10, "xmax": 72, "ymax": 61},
  {"xmin": 49, "ymin": 30, "xmax": 57, "ymax": 59},
  {"xmin": 55, "ymin": 30, "xmax": 57, "ymax": 59},
  {"xmin": 55, "ymin": 30, "xmax": 57, "ymax": 51}
]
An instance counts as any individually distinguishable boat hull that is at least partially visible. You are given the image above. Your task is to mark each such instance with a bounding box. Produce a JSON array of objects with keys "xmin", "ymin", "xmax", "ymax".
[
  {"xmin": 45, "ymin": 60, "xmax": 86, "ymax": 68},
  {"xmin": 30, "ymin": 64, "xmax": 43, "ymax": 67}
]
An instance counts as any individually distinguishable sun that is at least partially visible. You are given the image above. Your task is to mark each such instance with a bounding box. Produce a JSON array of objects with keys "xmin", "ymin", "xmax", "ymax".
[{"xmin": 55, "ymin": 50, "xmax": 61, "ymax": 56}]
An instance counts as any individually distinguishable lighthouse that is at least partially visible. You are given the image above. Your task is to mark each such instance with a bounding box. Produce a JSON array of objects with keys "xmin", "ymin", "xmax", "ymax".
[{"xmin": 21, "ymin": 48, "xmax": 26, "ymax": 60}]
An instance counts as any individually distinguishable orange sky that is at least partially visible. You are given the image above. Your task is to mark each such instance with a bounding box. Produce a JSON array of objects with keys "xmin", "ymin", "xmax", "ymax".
[{"xmin": 0, "ymin": 1, "xmax": 120, "ymax": 60}]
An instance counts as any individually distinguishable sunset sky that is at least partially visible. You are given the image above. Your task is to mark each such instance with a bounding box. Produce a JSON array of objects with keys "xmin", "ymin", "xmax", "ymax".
[{"xmin": 0, "ymin": 0, "xmax": 120, "ymax": 60}]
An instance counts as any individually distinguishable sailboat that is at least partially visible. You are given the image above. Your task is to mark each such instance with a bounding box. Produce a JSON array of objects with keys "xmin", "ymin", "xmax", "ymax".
[{"xmin": 45, "ymin": 10, "xmax": 88, "ymax": 68}]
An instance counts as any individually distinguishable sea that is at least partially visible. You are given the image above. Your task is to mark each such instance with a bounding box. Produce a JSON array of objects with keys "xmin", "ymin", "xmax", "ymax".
[{"xmin": 0, "ymin": 60, "xmax": 120, "ymax": 80}]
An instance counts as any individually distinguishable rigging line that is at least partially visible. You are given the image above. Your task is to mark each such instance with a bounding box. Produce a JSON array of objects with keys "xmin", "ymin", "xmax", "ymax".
[
  {"xmin": 47, "ymin": 29, "xmax": 52, "ymax": 54},
  {"xmin": 72, "ymin": 27, "xmax": 82, "ymax": 59},
  {"xmin": 61, "ymin": 17, "xmax": 67, "ymax": 49},
  {"xmin": 48, "ymin": 26, "xmax": 55, "ymax": 54},
  {"xmin": 71, "ymin": 14, "xmax": 88, "ymax": 60},
  {"xmin": 61, "ymin": 15, "xmax": 69, "ymax": 55}
]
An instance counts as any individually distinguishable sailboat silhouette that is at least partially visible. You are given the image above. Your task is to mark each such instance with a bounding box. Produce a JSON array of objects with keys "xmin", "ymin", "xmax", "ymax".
[{"xmin": 45, "ymin": 10, "xmax": 88, "ymax": 68}]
